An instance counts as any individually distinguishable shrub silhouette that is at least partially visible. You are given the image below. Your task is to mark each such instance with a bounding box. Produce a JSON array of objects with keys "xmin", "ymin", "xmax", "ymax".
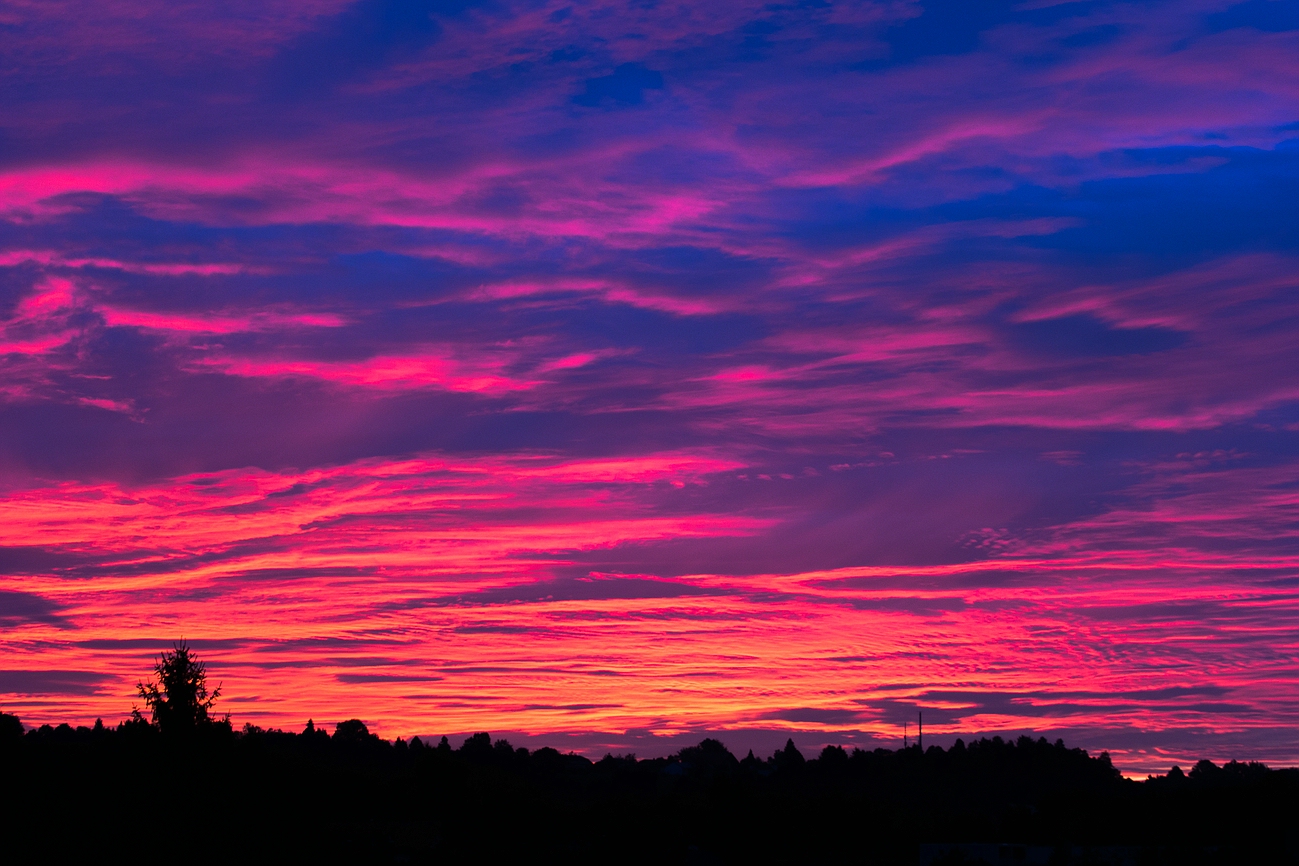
[
  {"xmin": 0, "ymin": 712, "xmax": 22, "ymax": 744},
  {"xmin": 676, "ymin": 737, "xmax": 740, "ymax": 777},
  {"xmin": 772, "ymin": 737, "xmax": 804, "ymax": 770},
  {"xmin": 134, "ymin": 640, "xmax": 222, "ymax": 734},
  {"xmin": 333, "ymin": 718, "xmax": 376, "ymax": 744}
]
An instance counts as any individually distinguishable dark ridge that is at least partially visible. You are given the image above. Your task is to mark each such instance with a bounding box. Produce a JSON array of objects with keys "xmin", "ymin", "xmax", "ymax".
[{"xmin": 1, "ymin": 712, "xmax": 1295, "ymax": 864}]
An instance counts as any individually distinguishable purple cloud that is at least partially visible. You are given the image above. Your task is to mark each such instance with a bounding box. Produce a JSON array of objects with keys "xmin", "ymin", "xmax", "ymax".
[{"xmin": 0, "ymin": 0, "xmax": 1296, "ymax": 770}]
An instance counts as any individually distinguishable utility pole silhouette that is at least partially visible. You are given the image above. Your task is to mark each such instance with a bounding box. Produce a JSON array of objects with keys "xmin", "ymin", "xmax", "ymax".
[
  {"xmin": 904, "ymin": 721, "xmax": 908, "ymax": 749},
  {"xmin": 919, "ymin": 711, "xmax": 923, "ymax": 751}
]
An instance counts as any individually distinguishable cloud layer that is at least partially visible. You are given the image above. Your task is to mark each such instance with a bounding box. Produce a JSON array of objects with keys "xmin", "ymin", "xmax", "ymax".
[{"xmin": 1, "ymin": 0, "xmax": 1297, "ymax": 774}]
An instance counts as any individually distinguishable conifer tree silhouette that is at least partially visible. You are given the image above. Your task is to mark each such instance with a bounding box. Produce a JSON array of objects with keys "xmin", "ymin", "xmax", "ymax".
[{"xmin": 134, "ymin": 640, "xmax": 222, "ymax": 733}]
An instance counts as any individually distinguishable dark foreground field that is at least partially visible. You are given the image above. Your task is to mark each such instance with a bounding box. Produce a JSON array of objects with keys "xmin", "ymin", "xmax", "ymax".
[{"xmin": 2, "ymin": 714, "xmax": 1296, "ymax": 864}]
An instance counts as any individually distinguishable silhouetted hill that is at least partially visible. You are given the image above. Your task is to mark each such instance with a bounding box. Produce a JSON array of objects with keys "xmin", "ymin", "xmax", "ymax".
[{"xmin": 1, "ymin": 712, "xmax": 1295, "ymax": 864}]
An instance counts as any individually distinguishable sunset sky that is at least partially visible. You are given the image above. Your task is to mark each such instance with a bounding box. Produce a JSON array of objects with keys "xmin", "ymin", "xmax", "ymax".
[{"xmin": 1, "ymin": 0, "xmax": 1297, "ymax": 775}]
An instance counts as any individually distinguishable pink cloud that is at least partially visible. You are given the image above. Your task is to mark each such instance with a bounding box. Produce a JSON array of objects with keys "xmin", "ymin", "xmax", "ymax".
[
  {"xmin": 99, "ymin": 307, "xmax": 347, "ymax": 334},
  {"xmin": 193, "ymin": 351, "xmax": 529, "ymax": 393},
  {"xmin": 782, "ymin": 117, "xmax": 1046, "ymax": 188},
  {"xmin": 0, "ymin": 249, "xmax": 256, "ymax": 276}
]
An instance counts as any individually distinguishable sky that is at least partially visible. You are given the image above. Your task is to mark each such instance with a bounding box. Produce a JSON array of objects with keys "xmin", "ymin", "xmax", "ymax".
[{"xmin": 1, "ymin": 0, "xmax": 1297, "ymax": 775}]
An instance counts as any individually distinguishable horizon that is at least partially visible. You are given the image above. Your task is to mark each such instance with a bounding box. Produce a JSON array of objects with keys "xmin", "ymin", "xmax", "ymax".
[
  {"xmin": 2, "ymin": 0, "xmax": 1297, "ymax": 780},
  {"xmin": 2, "ymin": 702, "xmax": 1243, "ymax": 781}
]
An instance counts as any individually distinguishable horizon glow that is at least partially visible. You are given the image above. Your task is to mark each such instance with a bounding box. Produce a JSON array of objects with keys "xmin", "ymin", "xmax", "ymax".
[{"xmin": 2, "ymin": 0, "xmax": 1297, "ymax": 776}]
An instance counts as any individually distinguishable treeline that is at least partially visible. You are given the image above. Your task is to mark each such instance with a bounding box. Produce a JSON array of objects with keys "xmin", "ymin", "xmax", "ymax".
[
  {"xmin": 1, "ymin": 647, "xmax": 1293, "ymax": 863},
  {"xmin": 2, "ymin": 711, "xmax": 1296, "ymax": 864}
]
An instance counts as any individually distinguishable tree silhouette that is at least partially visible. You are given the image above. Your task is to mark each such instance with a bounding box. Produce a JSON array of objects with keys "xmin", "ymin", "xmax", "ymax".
[{"xmin": 135, "ymin": 640, "xmax": 222, "ymax": 733}]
